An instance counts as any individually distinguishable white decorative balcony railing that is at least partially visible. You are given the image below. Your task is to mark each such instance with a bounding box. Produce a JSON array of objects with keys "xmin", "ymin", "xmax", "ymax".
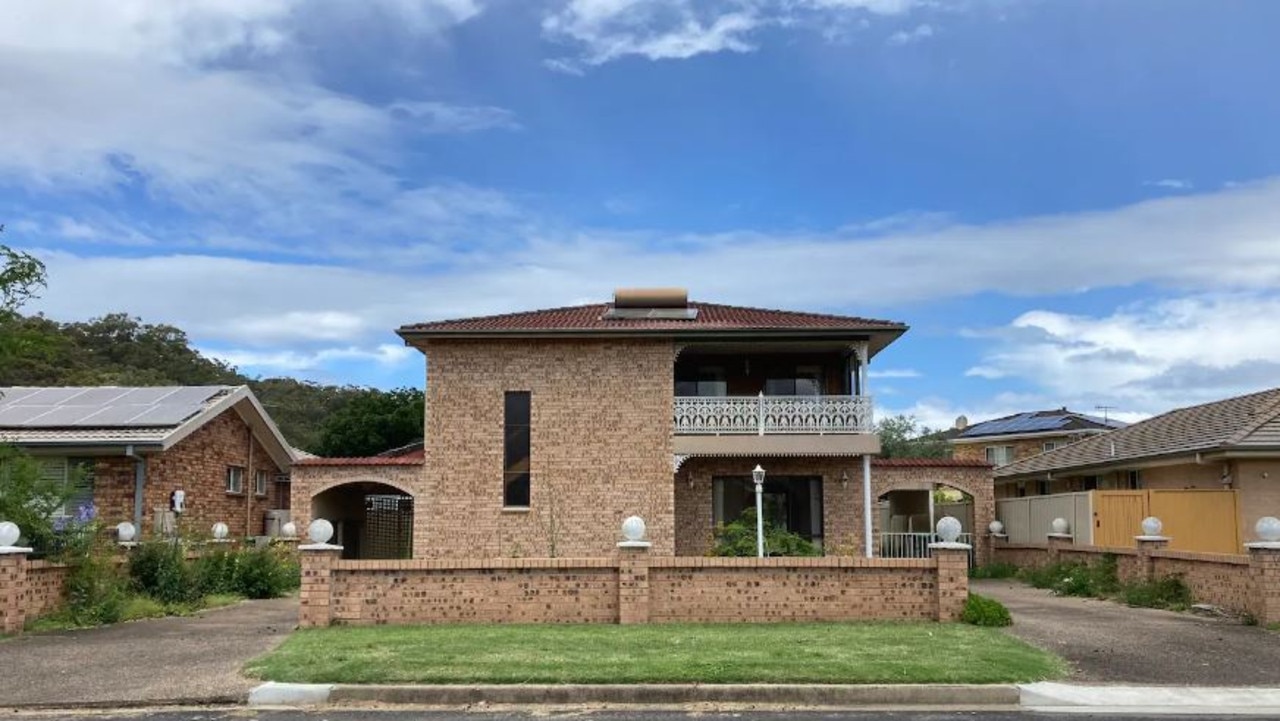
[{"xmin": 673, "ymin": 394, "xmax": 874, "ymax": 435}]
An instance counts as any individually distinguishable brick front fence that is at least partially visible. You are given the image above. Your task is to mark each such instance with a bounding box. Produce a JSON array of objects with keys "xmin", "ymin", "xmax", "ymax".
[
  {"xmin": 993, "ymin": 537, "xmax": 1280, "ymax": 624},
  {"xmin": 298, "ymin": 546, "xmax": 971, "ymax": 627}
]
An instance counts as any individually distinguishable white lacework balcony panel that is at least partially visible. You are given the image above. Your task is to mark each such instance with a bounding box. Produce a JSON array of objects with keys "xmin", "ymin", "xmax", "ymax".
[{"xmin": 673, "ymin": 395, "xmax": 874, "ymax": 435}]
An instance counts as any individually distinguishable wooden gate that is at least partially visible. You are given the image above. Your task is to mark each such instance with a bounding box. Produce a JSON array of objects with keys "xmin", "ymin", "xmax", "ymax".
[
  {"xmin": 1149, "ymin": 489, "xmax": 1240, "ymax": 554},
  {"xmin": 1092, "ymin": 491, "xmax": 1147, "ymax": 549},
  {"xmin": 1093, "ymin": 489, "xmax": 1240, "ymax": 553}
]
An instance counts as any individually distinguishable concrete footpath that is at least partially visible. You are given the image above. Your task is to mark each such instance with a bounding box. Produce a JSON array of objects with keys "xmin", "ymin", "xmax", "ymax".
[{"xmin": 0, "ymin": 596, "xmax": 297, "ymax": 708}]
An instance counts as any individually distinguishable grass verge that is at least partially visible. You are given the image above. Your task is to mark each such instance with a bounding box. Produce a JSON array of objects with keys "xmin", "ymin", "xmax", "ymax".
[{"xmin": 246, "ymin": 622, "xmax": 1065, "ymax": 685}]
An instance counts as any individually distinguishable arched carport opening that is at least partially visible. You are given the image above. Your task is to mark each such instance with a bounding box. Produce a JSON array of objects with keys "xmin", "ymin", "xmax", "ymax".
[
  {"xmin": 311, "ymin": 482, "xmax": 414, "ymax": 559},
  {"xmin": 877, "ymin": 484, "xmax": 975, "ymax": 560}
]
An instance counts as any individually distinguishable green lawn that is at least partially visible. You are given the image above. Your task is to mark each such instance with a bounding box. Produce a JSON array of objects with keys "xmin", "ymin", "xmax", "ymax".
[{"xmin": 245, "ymin": 622, "xmax": 1065, "ymax": 685}]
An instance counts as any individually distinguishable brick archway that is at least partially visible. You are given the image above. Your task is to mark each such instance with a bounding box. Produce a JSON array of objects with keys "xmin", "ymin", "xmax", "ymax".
[{"xmin": 871, "ymin": 460, "xmax": 995, "ymax": 564}]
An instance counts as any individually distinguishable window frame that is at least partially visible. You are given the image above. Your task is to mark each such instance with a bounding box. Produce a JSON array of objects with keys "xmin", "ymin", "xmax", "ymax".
[
  {"xmin": 985, "ymin": 445, "xmax": 1015, "ymax": 467},
  {"xmin": 226, "ymin": 466, "xmax": 245, "ymax": 495},
  {"xmin": 254, "ymin": 469, "xmax": 269, "ymax": 497},
  {"xmin": 503, "ymin": 391, "xmax": 531, "ymax": 509}
]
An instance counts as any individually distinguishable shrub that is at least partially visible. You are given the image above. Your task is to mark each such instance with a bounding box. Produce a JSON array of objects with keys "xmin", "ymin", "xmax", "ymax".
[
  {"xmin": 128, "ymin": 541, "xmax": 198, "ymax": 604},
  {"xmin": 233, "ymin": 547, "xmax": 295, "ymax": 599},
  {"xmin": 1019, "ymin": 557, "xmax": 1119, "ymax": 599},
  {"xmin": 711, "ymin": 508, "xmax": 820, "ymax": 557},
  {"xmin": 961, "ymin": 593, "xmax": 1013, "ymax": 627},
  {"xmin": 193, "ymin": 547, "xmax": 239, "ymax": 596},
  {"xmin": 970, "ymin": 562, "xmax": 1019, "ymax": 579},
  {"xmin": 63, "ymin": 552, "xmax": 127, "ymax": 626},
  {"xmin": 1120, "ymin": 575, "xmax": 1192, "ymax": 611}
]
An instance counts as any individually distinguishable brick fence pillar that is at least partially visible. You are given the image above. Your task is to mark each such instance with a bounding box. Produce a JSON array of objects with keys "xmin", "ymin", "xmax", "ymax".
[
  {"xmin": 930, "ymin": 543, "xmax": 970, "ymax": 622},
  {"xmin": 1046, "ymin": 533, "xmax": 1073, "ymax": 563},
  {"xmin": 617, "ymin": 543, "xmax": 651, "ymax": 624},
  {"xmin": 1135, "ymin": 535, "xmax": 1170, "ymax": 582},
  {"xmin": 298, "ymin": 543, "xmax": 342, "ymax": 628},
  {"xmin": 0, "ymin": 545, "xmax": 32, "ymax": 635},
  {"xmin": 1246, "ymin": 543, "xmax": 1280, "ymax": 625}
]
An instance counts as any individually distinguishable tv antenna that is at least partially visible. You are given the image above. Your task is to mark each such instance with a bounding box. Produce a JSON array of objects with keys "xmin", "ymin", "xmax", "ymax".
[{"xmin": 1095, "ymin": 405, "xmax": 1117, "ymax": 426}]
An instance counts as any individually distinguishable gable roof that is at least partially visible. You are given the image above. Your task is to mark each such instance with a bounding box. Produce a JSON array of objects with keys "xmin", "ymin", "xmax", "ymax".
[
  {"xmin": 996, "ymin": 388, "xmax": 1280, "ymax": 479},
  {"xmin": 0, "ymin": 386, "xmax": 296, "ymax": 468},
  {"xmin": 955, "ymin": 408, "xmax": 1126, "ymax": 441}
]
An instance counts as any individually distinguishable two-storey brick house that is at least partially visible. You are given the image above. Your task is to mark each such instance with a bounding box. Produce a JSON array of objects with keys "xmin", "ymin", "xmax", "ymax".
[{"xmin": 291, "ymin": 288, "xmax": 995, "ymax": 560}]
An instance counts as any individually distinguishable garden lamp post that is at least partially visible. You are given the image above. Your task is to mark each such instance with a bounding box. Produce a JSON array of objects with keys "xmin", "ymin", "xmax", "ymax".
[{"xmin": 752, "ymin": 464, "xmax": 766, "ymax": 558}]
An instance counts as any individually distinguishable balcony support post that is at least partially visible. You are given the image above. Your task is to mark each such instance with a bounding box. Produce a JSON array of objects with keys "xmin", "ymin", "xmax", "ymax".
[{"xmin": 862, "ymin": 454, "xmax": 873, "ymax": 558}]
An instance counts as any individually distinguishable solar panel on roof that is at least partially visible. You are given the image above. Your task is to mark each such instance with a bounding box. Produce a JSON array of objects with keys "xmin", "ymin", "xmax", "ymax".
[
  {"xmin": 0, "ymin": 386, "xmax": 230, "ymax": 428},
  {"xmin": 128, "ymin": 403, "xmax": 205, "ymax": 425},
  {"xmin": 116, "ymin": 387, "xmax": 184, "ymax": 405},
  {"xmin": 0, "ymin": 388, "xmax": 41, "ymax": 404},
  {"xmin": 66, "ymin": 388, "xmax": 134, "ymax": 405}
]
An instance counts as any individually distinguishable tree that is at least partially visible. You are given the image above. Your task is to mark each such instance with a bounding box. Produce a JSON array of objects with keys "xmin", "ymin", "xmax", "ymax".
[
  {"xmin": 0, "ymin": 225, "xmax": 51, "ymax": 372},
  {"xmin": 876, "ymin": 414, "xmax": 951, "ymax": 459},
  {"xmin": 314, "ymin": 387, "xmax": 424, "ymax": 458},
  {"xmin": 0, "ymin": 445, "xmax": 79, "ymax": 551}
]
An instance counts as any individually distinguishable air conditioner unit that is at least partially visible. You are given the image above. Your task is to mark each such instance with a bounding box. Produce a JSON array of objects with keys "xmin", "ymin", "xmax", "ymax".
[{"xmin": 263, "ymin": 509, "xmax": 292, "ymax": 537}]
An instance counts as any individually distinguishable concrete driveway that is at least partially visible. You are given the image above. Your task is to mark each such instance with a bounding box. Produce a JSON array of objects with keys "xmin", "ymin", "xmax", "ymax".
[
  {"xmin": 974, "ymin": 579, "xmax": 1280, "ymax": 685},
  {"xmin": 0, "ymin": 596, "xmax": 297, "ymax": 708}
]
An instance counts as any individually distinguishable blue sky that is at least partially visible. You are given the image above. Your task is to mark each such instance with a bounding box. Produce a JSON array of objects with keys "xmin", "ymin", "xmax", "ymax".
[{"xmin": 4, "ymin": 0, "xmax": 1280, "ymax": 429}]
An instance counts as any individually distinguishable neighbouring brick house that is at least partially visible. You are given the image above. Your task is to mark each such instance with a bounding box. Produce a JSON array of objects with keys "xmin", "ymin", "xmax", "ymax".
[
  {"xmin": 0, "ymin": 386, "xmax": 296, "ymax": 539},
  {"xmin": 951, "ymin": 408, "xmax": 1125, "ymax": 474},
  {"xmin": 291, "ymin": 288, "xmax": 996, "ymax": 562},
  {"xmin": 995, "ymin": 388, "xmax": 1280, "ymax": 540}
]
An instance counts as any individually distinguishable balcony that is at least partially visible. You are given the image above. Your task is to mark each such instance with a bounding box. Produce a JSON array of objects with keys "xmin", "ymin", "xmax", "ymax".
[{"xmin": 673, "ymin": 394, "xmax": 874, "ymax": 435}]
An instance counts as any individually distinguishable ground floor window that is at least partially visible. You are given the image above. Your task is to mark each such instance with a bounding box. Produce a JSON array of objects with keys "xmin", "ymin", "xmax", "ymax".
[{"xmin": 711, "ymin": 475, "xmax": 824, "ymax": 546}]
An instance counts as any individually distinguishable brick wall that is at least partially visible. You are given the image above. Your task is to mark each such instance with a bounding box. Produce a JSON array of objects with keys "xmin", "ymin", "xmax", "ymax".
[
  {"xmin": 299, "ymin": 548, "xmax": 971, "ymax": 627},
  {"xmin": 26, "ymin": 560, "xmax": 70, "ymax": 618},
  {"xmin": 421, "ymin": 339, "xmax": 675, "ymax": 559},
  {"xmin": 89, "ymin": 409, "xmax": 284, "ymax": 538},
  {"xmin": 953, "ymin": 436, "xmax": 1077, "ymax": 465},
  {"xmin": 992, "ymin": 541, "xmax": 1273, "ymax": 619}
]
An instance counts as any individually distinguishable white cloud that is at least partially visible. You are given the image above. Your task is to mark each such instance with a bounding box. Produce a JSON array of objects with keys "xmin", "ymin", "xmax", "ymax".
[
  {"xmin": 22, "ymin": 178, "xmax": 1280, "ymax": 360},
  {"xmin": 1144, "ymin": 178, "xmax": 1194, "ymax": 191},
  {"xmin": 886, "ymin": 23, "xmax": 934, "ymax": 45},
  {"xmin": 966, "ymin": 293, "xmax": 1280, "ymax": 415},
  {"xmin": 0, "ymin": 0, "xmax": 483, "ymax": 65},
  {"xmin": 206, "ymin": 343, "xmax": 415, "ymax": 373},
  {"xmin": 869, "ymin": 368, "xmax": 922, "ymax": 378},
  {"xmin": 542, "ymin": 0, "xmax": 930, "ymax": 69}
]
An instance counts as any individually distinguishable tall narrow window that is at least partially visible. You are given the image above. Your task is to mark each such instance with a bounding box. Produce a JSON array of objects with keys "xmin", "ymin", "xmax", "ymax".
[{"xmin": 504, "ymin": 391, "xmax": 531, "ymax": 507}]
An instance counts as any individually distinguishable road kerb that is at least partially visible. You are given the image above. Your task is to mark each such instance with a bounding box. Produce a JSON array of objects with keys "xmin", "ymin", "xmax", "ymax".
[{"xmin": 297, "ymin": 683, "xmax": 1018, "ymax": 707}]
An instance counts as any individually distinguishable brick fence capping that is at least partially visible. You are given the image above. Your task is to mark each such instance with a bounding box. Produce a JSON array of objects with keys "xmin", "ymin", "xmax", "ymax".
[{"xmin": 296, "ymin": 540, "xmax": 973, "ymax": 628}]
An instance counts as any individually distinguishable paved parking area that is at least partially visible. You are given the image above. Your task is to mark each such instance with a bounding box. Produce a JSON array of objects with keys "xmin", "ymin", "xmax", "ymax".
[
  {"xmin": 0, "ymin": 596, "xmax": 297, "ymax": 707},
  {"xmin": 974, "ymin": 579, "xmax": 1280, "ymax": 685}
]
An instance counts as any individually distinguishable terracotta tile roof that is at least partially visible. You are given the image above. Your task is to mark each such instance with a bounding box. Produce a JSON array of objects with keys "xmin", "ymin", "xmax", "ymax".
[
  {"xmin": 872, "ymin": 458, "xmax": 992, "ymax": 468},
  {"xmin": 996, "ymin": 387, "xmax": 1280, "ymax": 479},
  {"xmin": 399, "ymin": 301, "xmax": 906, "ymax": 335}
]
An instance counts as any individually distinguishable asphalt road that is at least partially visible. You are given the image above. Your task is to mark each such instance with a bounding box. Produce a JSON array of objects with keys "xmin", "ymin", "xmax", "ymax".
[{"xmin": 0, "ymin": 710, "xmax": 1256, "ymax": 721}]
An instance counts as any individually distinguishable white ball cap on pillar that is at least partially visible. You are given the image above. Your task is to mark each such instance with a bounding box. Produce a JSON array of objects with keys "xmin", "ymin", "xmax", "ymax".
[
  {"xmin": 621, "ymin": 516, "xmax": 647, "ymax": 542},
  {"xmin": 1051, "ymin": 517, "xmax": 1070, "ymax": 535},
  {"xmin": 281, "ymin": 521, "xmax": 298, "ymax": 539},
  {"xmin": 116, "ymin": 522, "xmax": 137, "ymax": 543},
  {"xmin": 988, "ymin": 520, "xmax": 1005, "ymax": 535},
  {"xmin": 212, "ymin": 522, "xmax": 229, "ymax": 540},
  {"xmin": 1141, "ymin": 516, "xmax": 1163, "ymax": 537},
  {"xmin": 0, "ymin": 521, "xmax": 19, "ymax": 548},
  {"xmin": 1256, "ymin": 516, "xmax": 1280, "ymax": 543},
  {"xmin": 936, "ymin": 516, "xmax": 962, "ymax": 543},
  {"xmin": 308, "ymin": 518, "xmax": 335, "ymax": 544}
]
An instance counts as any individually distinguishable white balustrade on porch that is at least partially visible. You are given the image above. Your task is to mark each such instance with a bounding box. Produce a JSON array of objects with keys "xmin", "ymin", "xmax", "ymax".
[
  {"xmin": 673, "ymin": 394, "xmax": 874, "ymax": 435},
  {"xmin": 878, "ymin": 532, "xmax": 975, "ymax": 563}
]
